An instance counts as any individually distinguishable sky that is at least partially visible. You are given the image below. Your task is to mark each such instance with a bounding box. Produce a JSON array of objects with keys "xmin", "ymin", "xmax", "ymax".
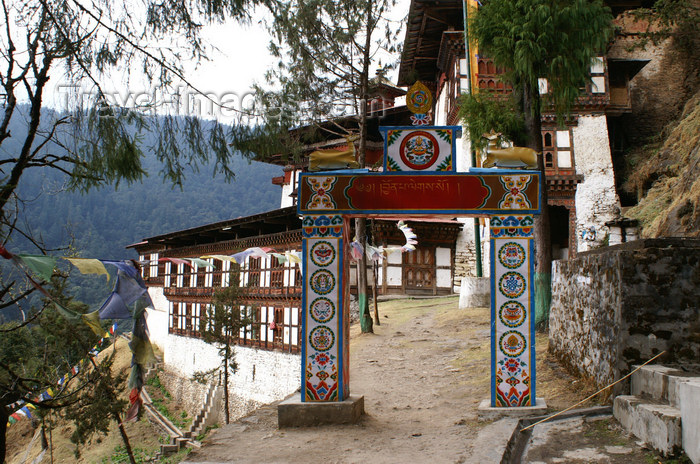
[{"xmin": 45, "ymin": 2, "xmax": 411, "ymax": 124}]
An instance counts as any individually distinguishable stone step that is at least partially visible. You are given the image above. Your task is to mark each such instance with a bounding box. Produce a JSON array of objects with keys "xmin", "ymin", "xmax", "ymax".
[
  {"xmin": 678, "ymin": 379, "xmax": 700, "ymax": 464},
  {"xmin": 631, "ymin": 364, "xmax": 699, "ymax": 408},
  {"xmin": 160, "ymin": 444, "xmax": 179, "ymax": 455},
  {"xmin": 613, "ymin": 395, "xmax": 682, "ymax": 457}
]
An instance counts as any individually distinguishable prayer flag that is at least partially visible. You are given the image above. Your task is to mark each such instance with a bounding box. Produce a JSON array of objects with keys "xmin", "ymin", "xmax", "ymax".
[
  {"xmin": 350, "ymin": 241, "xmax": 364, "ymax": 260},
  {"xmin": 99, "ymin": 291, "xmax": 132, "ymax": 320},
  {"xmin": 247, "ymin": 247, "xmax": 271, "ymax": 259},
  {"xmin": 17, "ymin": 254, "xmax": 56, "ymax": 282},
  {"xmin": 188, "ymin": 258, "xmax": 214, "ymax": 268},
  {"xmin": 65, "ymin": 258, "xmax": 110, "ymax": 280},
  {"xmin": 101, "ymin": 260, "xmax": 139, "ymax": 279},
  {"xmin": 82, "ymin": 310, "xmax": 104, "ymax": 336},
  {"xmin": 159, "ymin": 257, "xmax": 191, "ymax": 267},
  {"xmin": 284, "ymin": 251, "xmax": 301, "ymax": 264},
  {"xmin": 230, "ymin": 250, "xmax": 254, "ymax": 264},
  {"xmin": 271, "ymin": 253, "xmax": 288, "ymax": 263}
]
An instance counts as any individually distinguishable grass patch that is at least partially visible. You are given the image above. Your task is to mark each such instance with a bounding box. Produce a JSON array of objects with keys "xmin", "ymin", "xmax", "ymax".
[
  {"xmin": 160, "ymin": 447, "xmax": 192, "ymax": 464},
  {"xmin": 100, "ymin": 445, "xmax": 157, "ymax": 463},
  {"xmin": 146, "ymin": 370, "xmax": 193, "ymax": 431}
]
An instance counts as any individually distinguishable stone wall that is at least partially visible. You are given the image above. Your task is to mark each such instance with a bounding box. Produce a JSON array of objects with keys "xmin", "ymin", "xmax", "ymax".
[
  {"xmin": 160, "ymin": 334, "xmax": 300, "ymax": 422},
  {"xmin": 453, "ymin": 219, "xmax": 490, "ymax": 289},
  {"xmin": 549, "ymin": 239, "xmax": 700, "ymax": 392}
]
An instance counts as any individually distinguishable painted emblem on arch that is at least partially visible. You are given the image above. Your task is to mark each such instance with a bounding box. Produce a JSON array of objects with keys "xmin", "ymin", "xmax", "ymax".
[
  {"xmin": 310, "ymin": 269, "xmax": 336, "ymax": 295},
  {"xmin": 498, "ymin": 242, "xmax": 526, "ymax": 269},
  {"xmin": 309, "ymin": 325, "xmax": 335, "ymax": 351},
  {"xmin": 499, "ymin": 330, "xmax": 527, "ymax": 357},
  {"xmin": 310, "ymin": 241, "xmax": 336, "ymax": 267},
  {"xmin": 499, "ymin": 271, "xmax": 526, "ymax": 299},
  {"xmin": 306, "ymin": 176, "xmax": 338, "ymax": 210},
  {"xmin": 310, "ymin": 297, "xmax": 335, "ymax": 323},
  {"xmin": 499, "ymin": 301, "xmax": 527, "ymax": 328},
  {"xmin": 399, "ymin": 131, "xmax": 440, "ymax": 170},
  {"xmin": 498, "ymin": 175, "xmax": 533, "ymax": 210}
]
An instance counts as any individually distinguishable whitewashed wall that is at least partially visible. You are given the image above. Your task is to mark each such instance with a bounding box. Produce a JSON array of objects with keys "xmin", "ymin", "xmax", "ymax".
[
  {"xmin": 146, "ymin": 287, "xmax": 169, "ymax": 351},
  {"xmin": 280, "ymin": 170, "xmax": 299, "ymax": 208},
  {"xmin": 573, "ymin": 115, "xmax": 622, "ymax": 252},
  {"xmin": 436, "ymin": 247, "xmax": 452, "ymax": 288},
  {"xmin": 160, "ymin": 333, "xmax": 300, "ymax": 420},
  {"xmin": 164, "ymin": 334, "xmax": 299, "ymax": 404}
]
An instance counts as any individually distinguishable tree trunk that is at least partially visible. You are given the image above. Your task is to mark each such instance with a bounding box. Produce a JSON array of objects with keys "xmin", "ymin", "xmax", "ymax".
[
  {"xmin": 1, "ymin": 405, "xmax": 8, "ymax": 464},
  {"xmin": 356, "ymin": 0, "xmax": 375, "ymax": 334},
  {"xmin": 522, "ymin": 81, "xmax": 552, "ymax": 329},
  {"xmin": 223, "ymin": 337, "xmax": 230, "ymax": 424},
  {"xmin": 113, "ymin": 413, "xmax": 136, "ymax": 464}
]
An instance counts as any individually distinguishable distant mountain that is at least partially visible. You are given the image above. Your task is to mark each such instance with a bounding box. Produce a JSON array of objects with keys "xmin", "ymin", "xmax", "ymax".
[
  {"xmin": 0, "ymin": 106, "xmax": 283, "ymax": 317},
  {"xmin": 3, "ymin": 106, "xmax": 283, "ymax": 261}
]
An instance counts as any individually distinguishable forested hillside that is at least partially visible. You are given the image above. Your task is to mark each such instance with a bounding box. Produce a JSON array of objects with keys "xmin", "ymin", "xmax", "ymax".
[{"xmin": 4, "ymin": 106, "xmax": 283, "ymax": 260}]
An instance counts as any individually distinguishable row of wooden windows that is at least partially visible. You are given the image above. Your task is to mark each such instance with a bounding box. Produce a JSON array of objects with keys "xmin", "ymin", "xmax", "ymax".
[
  {"xmin": 168, "ymin": 302, "xmax": 301, "ymax": 352},
  {"xmin": 163, "ymin": 257, "xmax": 302, "ymax": 289}
]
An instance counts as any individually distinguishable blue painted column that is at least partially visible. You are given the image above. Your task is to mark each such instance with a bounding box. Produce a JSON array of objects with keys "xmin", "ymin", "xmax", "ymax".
[
  {"xmin": 490, "ymin": 215, "xmax": 536, "ymax": 407},
  {"xmin": 300, "ymin": 214, "xmax": 349, "ymax": 401}
]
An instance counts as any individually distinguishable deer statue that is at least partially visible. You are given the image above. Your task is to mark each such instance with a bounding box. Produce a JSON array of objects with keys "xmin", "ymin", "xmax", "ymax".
[
  {"xmin": 481, "ymin": 131, "xmax": 539, "ymax": 169},
  {"xmin": 308, "ymin": 134, "xmax": 361, "ymax": 171}
]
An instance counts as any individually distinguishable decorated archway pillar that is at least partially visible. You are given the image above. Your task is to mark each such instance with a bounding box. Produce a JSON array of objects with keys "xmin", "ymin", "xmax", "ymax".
[
  {"xmin": 300, "ymin": 214, "xmax": 350, "ymax": 401},
  {"xmin": 490, "ymin": 215, "xmax": 536, "ymax": 407}
]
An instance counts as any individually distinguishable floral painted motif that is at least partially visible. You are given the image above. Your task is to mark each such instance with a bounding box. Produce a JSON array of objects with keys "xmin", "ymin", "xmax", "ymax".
[
  {"xmin": 498, "ymin": 176, "xmax": 533, "ymax": 210},
  {"xmin": 306, "ymin": 176, "xmax": 338, "ymax": 210}
]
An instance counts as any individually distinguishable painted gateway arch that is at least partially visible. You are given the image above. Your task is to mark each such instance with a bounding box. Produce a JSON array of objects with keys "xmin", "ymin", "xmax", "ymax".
[{"xmin": 297, "ymin": 125, "xmax": 542, "ymax": 409}]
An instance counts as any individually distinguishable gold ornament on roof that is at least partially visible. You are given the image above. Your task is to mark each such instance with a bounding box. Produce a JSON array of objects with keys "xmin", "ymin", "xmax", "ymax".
[{"xmin": 406, "ymin": 81, "xmax": 433, "ymax": 115}]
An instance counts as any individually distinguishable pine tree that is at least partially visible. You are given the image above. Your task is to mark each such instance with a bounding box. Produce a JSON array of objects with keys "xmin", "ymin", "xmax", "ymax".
[
  {"xmin": 0, "ymin": 1, "xmax": 264, "ymax": 460},
  {"xmin": 232, "ymin": 0, "xmax": 401, "ymax": 333},
  {"xmin": 466, "ymin": 0, "xmax": 613, "ymax": 324},
  {"xmin": 193, "ymin": 267, "xmax": 249, "ymax": 424}
]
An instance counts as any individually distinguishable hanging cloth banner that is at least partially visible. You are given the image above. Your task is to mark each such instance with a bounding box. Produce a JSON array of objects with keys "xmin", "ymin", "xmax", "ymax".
[
  {"xmin": 384, "ymin": 246, "xmax": 404, "ymax": 256},
  {"xmin": 65, "ymin": 258, "xmax": 110, "ymax": 281},
  {"xmin": 247, "ymin": 247, "xmax": 273, "ymax": 258},
  {"xmin": 230, "ymin": 250, "xmax": 253, "ymax": 264},
  {"xmin": 101, "ymin": 260, "xmax": 139, "ymax": 279},
  {"xmin": 201, "ymin": 254, "xmax": 238, "ymax": 263},
  {"xmin": 366, "ymin": 245, "xmax": 385, "ymax": 262},
  {"xmin": 284, "ymin": 251, "xmax": 302, "ymax": 264},
  {"xmin": 81, "ymin": 310, "xmax": 105, "ymax": 336},
  {"xmin": 188, "ymin": 258, "xmax": 214, "ymax": 269},
  {"xmin": 6, "ymin": 323, "xmax": 116, "ymax": 428},
  {"xmin": 16, "ymin": 254, "xmax": 57, "ymax": 282},
  {"xmin": 398, "ymin": 221, "xmax": 418, "ymax": 252},
  {"xmin": 350, "ymin": 241, "xmax": 364, "ymax": 260},
  {"xmin": 271, "ymin": 252, "xmax": 288, "ymax": 263},
  {"xmin": 158, "ymin": 257, "xmax": 191, "ymax": 267}
]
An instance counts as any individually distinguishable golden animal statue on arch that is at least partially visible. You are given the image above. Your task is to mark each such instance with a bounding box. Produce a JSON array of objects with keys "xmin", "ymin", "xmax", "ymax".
[{"xmin": 482, "ymin": 131, "xmax": 539, "ymax": 169}]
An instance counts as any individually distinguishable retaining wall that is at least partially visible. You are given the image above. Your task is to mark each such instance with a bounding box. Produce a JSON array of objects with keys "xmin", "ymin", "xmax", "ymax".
[
  {"xmin": 549, "ymin": 239, "xmax": 700, "ymax": 392},
  {"xmin": 160, "ymin": 334, "xmax": 299, "ymax": 421}
]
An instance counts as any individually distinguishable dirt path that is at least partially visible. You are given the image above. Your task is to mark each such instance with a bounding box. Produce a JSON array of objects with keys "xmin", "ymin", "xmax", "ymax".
[{"xmin": 185, "ymin": 297, "xmax": 523, "ymax": 463}]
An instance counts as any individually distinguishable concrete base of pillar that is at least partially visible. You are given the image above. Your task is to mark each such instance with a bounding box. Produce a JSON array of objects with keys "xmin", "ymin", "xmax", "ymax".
[
  {"xmin": 459, "ymin": 276, "xmax": 490, "ymax": 308},
  {"xmin": 477, "ymin": 398, "xmax": 548, "ymax": 421},
  {"xmin": 278, "ymin": 395, "xmax": 364, "ymax": 428}
]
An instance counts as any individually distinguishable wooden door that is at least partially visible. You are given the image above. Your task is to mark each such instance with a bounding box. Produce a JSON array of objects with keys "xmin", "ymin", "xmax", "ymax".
[{"xmin": 402, "ymin": 247, "xmax": 436, "ymax": 294}]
